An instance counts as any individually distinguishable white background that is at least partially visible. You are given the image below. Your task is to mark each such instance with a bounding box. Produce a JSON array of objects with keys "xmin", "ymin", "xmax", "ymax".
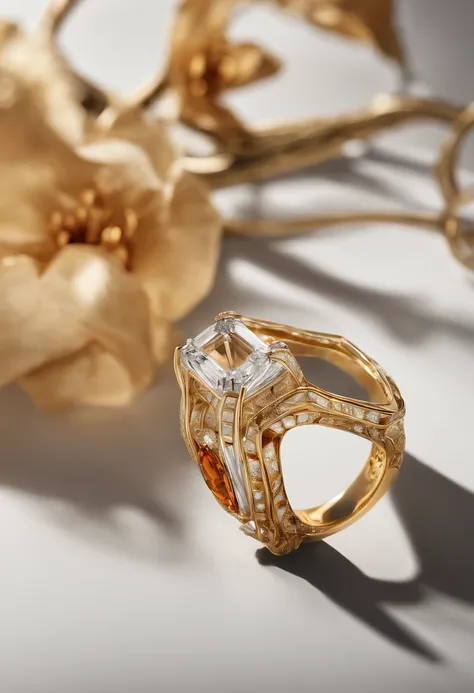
[{"xmin": 0, "ymin": 2, "xmax": 474, "ymax": 692}]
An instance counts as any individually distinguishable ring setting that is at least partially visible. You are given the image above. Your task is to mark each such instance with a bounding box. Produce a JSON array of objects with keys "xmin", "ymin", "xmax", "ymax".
[{"xmin": 175, "ymin": 312, "xmax": 405, "ymax": 555}]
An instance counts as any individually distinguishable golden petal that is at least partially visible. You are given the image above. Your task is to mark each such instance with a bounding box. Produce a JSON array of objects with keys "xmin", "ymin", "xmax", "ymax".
[
  {"xmin": 95, "ymin": 106, "xmax": 176, "ymax": 182},
  {"xmin": 78, "ymin": 138, "xmax": 162, "ymax": 200},
  {"xmin": 0, "ymin": 246, "xmax": 155, "ymax": 408},
  {"xmin": 133, "ymin": 169, "xmax": 222, "ymax": 322},
  {"xmin": 0, "ymin": 254, "xmax": 87, "ymax": 388},
  {"xmin": 171, "ymin": 0, "xmax": 241, "ymax": 51},
  {"xmin": 181, "ymin": 97, "xmax": 248, "ymax": 146},
  {"xmin": 0, "ymin": 70, "xmax": 97, "ymax": 203},
  {"xmin": 219, "ymin": 42, "xmax": 281, "ymax": 90},
  {"xmin": 20, "ymin": 344, "xmax": 149, "ymax": 409},
  {"xmin": 279, "ymin": 0, "xmax": 405, "ymax": 64},
  {"xmin": 0, "ymin": 20, "xmax": 87, "ymax": 143},
  {"xmin": 0, "ymin": 165, "xmax": 61, "ymax": 254},
  {"xmin": 42, "ymin": 245, "xmax": 155, "ymax": 395},
  {"xmin": 151, "ymin": 316, "xmax": 179, "ymax": 365}
]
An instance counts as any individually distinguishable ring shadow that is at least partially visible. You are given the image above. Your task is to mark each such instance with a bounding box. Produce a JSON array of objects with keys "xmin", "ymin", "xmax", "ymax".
[
  {"xmin": 258, "ymin": 454, "xmax": 474, "ymax": 663},
  {"xmin": 255, "ymin": 357, "xmax": 474, "ymax": 663}
]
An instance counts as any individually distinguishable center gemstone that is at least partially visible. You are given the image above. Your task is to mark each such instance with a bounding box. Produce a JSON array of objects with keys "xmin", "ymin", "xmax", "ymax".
[{"xmin": 180, "ymin": 317, "xmax": 285, "ymax": 397}]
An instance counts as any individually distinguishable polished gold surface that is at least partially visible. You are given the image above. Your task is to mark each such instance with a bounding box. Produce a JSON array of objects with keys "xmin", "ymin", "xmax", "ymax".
[{"xmin": 175, "ymin": 313, "xmax": 405, "ymax": 554}]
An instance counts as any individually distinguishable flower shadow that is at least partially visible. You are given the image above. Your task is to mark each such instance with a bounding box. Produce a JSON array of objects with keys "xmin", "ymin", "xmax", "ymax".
[{"xmin": 0, "ymin": 366, "xmax": 191, "ymax": 563}]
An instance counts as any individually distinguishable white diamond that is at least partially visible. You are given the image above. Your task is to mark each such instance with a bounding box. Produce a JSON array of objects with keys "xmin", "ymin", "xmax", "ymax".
[
  {"xmin": 255, "ymin": 503, "xmax": 265, "ymax": 512},
  {"xmin": 366, "ymin": 411, "xmax": 381, "ymax": 423},
  {"xmin": 297, "ymin": 413, "xmax": 309, "ymax": 424},
  {"xmin": 249, "ymin": 460, "xmax": 262, "ymax": 479},
  {"xmin": 222, "ymin": 409, "xmax": 234, "ymax": 422},
  {"xmin": 287, "ymin": 392, "xmax": 305, "ymax": 404},
  {"xmin": 267, "ymin": 459, "xmax": 279, "ymax": 474},
  {"xmin": 274, "ymin": 491, "xmax": 285, "ymax": 504},
  {"xmin": 277, "ymin": 506, "xmax": 286, "ymax": 519},
  {"xmin": 191, "ymin": 410, "xmax": 201, "ymax": 425},
  {"xmin": 263, "ymin": 444, "xmax": 276, "ymax": 461},
  {"xmin": 181, "ymin": 318, "xmax": 284, "ymax": 397},
  {"xmin": 268, "ymin": 340, "xmax": 289, "ymax": 352},
  {"xmin": 388, "ymin": 422, "xmax": 402, "ymax": 439},
  {"xmin": 283, "ymin": 415, "xmax": 296, "ymax": 429},
  {"xmin": 222, "ymin": 444, "xmax": 249, "ymax": 515},
  {"xmin": 309, "ymin": 392, "xmax": 330, "ymax": 408},
  {"xmin": 270, "ymin": 421, "xmax": 285, "ymax": 434},
  {"xmin": 354, "ymin": 423, "xmax": 364, "ymax": 434},
  {"xmin": 254, "ymin": 490, "xmax": 264, "ymax": 501},
  {"xmin": 204, "ymin": 411, "xmax": 216, "ymax": 427},
  {"xmin": 353, "ymin": 406, "xmax": 365, "ymax": 419},
  {"xmin": 332, "ymin": 401, "xmax": 342, "ymax": 412},
  {"xmin": 222, "ymin": 423, "xmax": 233, "ymax": 437},
  {"xmin": 195, "ymin": 429, "xmax": 217, "ymax": 447},
  {"xmin": 240, "ymin": 520, "xmax": 256, "ymax": 535},
  {"xmin": 247, "ymin": 425, "xmax": 259, "ymax": 440},
  {"xmin": 244, "ymin": 439, "xmax": 256, "ymax": 454}
]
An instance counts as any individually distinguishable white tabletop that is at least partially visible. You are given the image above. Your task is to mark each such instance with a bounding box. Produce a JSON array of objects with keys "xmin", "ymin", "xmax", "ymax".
[{"xmin": 1, "ymin": 2, "xmax": 474, "ymax": 692}]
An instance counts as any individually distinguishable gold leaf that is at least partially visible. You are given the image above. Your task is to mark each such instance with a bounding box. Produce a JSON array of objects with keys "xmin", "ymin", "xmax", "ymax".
[{"xmin": 278, "ymin": 0, "xmax": 405, "ymax": 64}]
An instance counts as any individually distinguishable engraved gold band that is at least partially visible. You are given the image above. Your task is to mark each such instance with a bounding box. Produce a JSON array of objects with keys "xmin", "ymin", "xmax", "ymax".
[{"xmin": 175, "ymin": 313, "xmax": 406, "ymax": 555}]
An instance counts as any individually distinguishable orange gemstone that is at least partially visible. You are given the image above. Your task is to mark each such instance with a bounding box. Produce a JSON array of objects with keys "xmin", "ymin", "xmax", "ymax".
[{"xmin": 197, "ymin": 445, "xmax": 238, "ymax": 513}]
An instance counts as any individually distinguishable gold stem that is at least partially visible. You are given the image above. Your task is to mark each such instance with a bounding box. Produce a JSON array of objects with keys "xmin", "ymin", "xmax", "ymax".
[
  {"xmin": 39, "ymin": 0, "xmax": 83, "ymax": 35},
  {"xmin": 187, "ymin": 95, "xmax": 463, "ymax": 188},
  {"xmin": 128, "ymin": 72, "xmax": 170, "ymax": 110},
  {"xmin": 39, "ymin": 0, "xmax": 112, "ymax": 114},
  {"xmin": 225, "ymin": 210, "xmax": 443, "ymax": 238}
]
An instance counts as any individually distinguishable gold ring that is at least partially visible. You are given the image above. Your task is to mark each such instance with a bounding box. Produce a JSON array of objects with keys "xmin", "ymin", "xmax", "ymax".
[{"xmin": 175, "ymin": 312, "xmax": 406, "ymax": 555}]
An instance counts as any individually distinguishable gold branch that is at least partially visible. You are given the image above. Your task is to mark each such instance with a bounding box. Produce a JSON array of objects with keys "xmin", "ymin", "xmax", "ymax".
[
  {"xmin": 225, "ymin": 211, "xmax": 442, "ymax": 238},
  {"xmin": 39, "ymin": 0, "xmax": 84, "ymax": 35},
  {"xmin": 187, "ymin": 95, "xmax": 462, "ymax": 188}
]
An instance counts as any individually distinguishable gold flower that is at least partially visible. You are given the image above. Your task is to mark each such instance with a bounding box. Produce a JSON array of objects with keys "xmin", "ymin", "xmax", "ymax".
[
  {"xmin": 157, "ymin": 0, "xmax": 403, "ymax": 153},
  {"xmin": 0, "ymin": 73, "xmax": 221, "ymax": 408},
  {"xmin": 167, "ymin": 0, "xmax": 281, "ymax": 147}
]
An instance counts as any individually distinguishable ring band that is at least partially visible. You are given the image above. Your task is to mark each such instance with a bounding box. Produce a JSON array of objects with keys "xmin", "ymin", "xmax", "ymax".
[{"xmin": 175, "ymin": 312, "xmax": 406, "ymax": 555}]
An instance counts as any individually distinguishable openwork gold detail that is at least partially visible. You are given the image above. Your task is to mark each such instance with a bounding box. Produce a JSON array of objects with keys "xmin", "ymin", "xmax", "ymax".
[{"xmin": 175, "ymin": 313, "xmax": 406, "ymax": 555}]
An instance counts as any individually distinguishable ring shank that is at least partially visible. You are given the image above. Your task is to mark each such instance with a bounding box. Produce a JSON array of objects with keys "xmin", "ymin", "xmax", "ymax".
[
  {"xmin": 252, "ymin": 324, "xmax": 389, "ymax": 402},
  {"xmin": 294, "ymin": 444, "xmax": 387, "ymax": 528},
  {"xmin": 246, "ymin": 319, "xmax": 401, "ymax": 535}
]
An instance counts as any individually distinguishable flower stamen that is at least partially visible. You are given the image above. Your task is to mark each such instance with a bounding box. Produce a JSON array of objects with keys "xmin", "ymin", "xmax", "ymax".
[{"xmin": 50, "ymin": 188, "xmax": 136, "ymax": 269}]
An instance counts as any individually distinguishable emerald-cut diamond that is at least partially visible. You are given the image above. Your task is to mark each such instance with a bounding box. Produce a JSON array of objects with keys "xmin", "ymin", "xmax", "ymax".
[{"xmin": 181, "ymin": 317, "xmax": 285, "ymax": 397}]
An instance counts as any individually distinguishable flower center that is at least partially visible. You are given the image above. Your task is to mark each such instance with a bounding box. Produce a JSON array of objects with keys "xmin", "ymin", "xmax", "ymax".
[
  {"xmin": 50, "ymin": 189, "xmax": 137, "ymax": 269},
  {"xmin": 187, "ymin": 47, "xmax": 236, "ymax": 98}
]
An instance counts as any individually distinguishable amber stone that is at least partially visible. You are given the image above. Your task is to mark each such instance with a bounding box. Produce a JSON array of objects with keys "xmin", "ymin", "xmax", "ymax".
[{"xmin": 197, "ymin": 445, "xmax": 238, "ymax": 513}]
